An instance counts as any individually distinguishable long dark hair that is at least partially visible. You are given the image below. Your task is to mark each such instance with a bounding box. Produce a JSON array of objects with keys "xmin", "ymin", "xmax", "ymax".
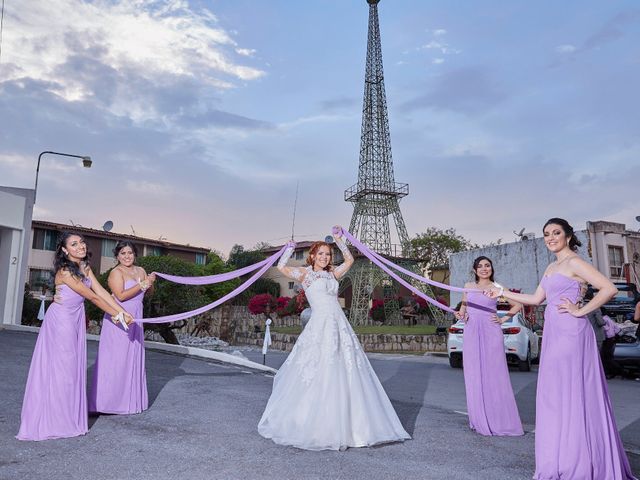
[
  {"xmin": 543, "ymin": 217, "xmax": 582, "ymax": 252},
  {"xmin": 53, "ymin": 231, "xmax": 91, "ymax": 279},
  {"xmin": 472, "ymin": 256, "xmax": 495, "ymax": 282},
  {"xmin": 113, "ymin": 240, "xmax": 139, "ymax": 260}
]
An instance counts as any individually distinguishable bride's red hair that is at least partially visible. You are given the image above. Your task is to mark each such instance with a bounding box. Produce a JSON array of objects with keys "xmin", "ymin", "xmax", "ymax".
[{"xmin": 306, "ymin": 241, "xmax": 333, "ymax": 272}]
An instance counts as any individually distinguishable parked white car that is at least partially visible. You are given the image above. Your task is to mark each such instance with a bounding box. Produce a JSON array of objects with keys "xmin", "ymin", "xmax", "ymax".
[{"xmin": 447, "ymin": 311, "xmax": 540, "ymax": 371}]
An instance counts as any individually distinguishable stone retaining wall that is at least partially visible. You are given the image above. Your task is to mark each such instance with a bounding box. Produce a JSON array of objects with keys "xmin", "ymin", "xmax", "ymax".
[
  {"xmin": 235, "ymin": 331, "xmax": 447, "ymax": 353},
  {"xmin": 88, "ymin": 306, "xmax": 447, "ymax": 353}
]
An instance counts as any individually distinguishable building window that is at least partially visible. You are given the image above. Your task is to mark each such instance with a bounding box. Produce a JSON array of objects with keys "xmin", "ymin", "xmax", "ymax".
[
  {"xmin": 288, "ymin": 282, "xmax": 294, "ymax": 290},
  {"xmin": 32, "ymin": 229, "xmax": 57, "ymax": 251},
  {"xmin": 147, "ymin": 246, "xmax": 162, "ymax": 257},
  {"xmin": 195, "ymin": 253, "xmax": 206, "ymax": 265},
  {"xmin": 608, "ymin": 245, "xmax": 624, "ymax": 278},
  {"xmin": 101, "ymin": 239, "xmax": 117, "ymax": 257},
  {"xmin": 29, "ymin": 269, "xmax": 53, "ymax": 291},
  {"xmin": 295, "ymin": 250, "xmax": 304, "ymax": 260}
]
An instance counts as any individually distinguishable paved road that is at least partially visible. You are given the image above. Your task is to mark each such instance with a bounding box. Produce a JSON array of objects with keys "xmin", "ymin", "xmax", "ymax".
[{"xmin": 1, "ymin": 330, "xmax": 638, "ymax": 480}]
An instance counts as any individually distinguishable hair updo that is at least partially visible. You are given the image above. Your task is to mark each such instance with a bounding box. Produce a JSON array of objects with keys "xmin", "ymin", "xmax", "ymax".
[
  {"xmin": 543, "ymin": 218, "xmax": 582, "ymax": 252},
  {"xmin": 113, "ymin": 240, "xmax": 139, "ymax": 259}
]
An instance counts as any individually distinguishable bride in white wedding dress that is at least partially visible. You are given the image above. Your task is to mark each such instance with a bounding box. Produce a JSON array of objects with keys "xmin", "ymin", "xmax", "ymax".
[{"xmin": 258, "ymin": 227, "xmax": 410, "ymax": 451}]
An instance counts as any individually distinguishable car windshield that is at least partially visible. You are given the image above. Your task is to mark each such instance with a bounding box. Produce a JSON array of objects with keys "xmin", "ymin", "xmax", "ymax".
[
  {"xmin": 614, "ymin": 291, "xmax": 635, "ymax": 300},
  {"xmin": 497, "ymin": 313, "xmax": 514, "ymax": 324}
]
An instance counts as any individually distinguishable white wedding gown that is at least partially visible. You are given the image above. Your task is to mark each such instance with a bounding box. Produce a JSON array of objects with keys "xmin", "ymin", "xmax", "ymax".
[{"xmin": 258, "ymin": 266, "xmax": 410, "ymax": 450}]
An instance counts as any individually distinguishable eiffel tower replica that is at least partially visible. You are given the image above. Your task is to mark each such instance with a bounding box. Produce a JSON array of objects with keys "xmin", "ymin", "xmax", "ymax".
[{"xmin": 343, "ymin": 0, "xmax": 445, "ymax": 325}]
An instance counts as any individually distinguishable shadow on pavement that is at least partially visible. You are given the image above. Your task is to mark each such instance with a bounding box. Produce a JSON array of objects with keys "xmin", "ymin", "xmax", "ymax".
[{"xmin": 381, "ymin": 361, "xmax": 432, "ymax": 436}]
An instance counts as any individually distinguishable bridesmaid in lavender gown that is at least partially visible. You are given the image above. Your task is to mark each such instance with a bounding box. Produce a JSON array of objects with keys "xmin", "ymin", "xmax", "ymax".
[
  {"xmin": 487, "ymin": 218, "xmax": 636, "ymax": 479},
  {"xmin": 17, "ymin": 232, "xmax": 133, "ymax": 441},
  {"xmin": 456, "ymin": 256, "xmax": 524, "ymax": 436},
  {"xmin": 89, "ymin": 240, "xmax": 154, "ymax": 414}
]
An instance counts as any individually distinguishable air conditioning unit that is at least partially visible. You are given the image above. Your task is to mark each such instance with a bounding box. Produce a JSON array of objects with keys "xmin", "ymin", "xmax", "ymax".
[{"xmin": 521, "ymin": 232, "xmax": 535, "ymax": 241}]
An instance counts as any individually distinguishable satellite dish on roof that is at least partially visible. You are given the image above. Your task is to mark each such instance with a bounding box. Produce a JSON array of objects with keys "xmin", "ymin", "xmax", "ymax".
[{"xmin": 103, "ymin": 220, "xmax": 113, "ymax": 232}]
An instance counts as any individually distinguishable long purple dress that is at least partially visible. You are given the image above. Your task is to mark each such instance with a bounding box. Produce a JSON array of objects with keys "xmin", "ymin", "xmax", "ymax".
[
  {"xmin": 89, "ymin": 279, "xmax": 148, "ymax": 414},
  {"xmin": 535, "ymin": 273, "xmax": 636, "ymax": 479},
  {"xmin": 463, "ymin": 291, "xmax": 524, "ymax": 436},
  {"xmin": 17, "ymin": 280, "xmax": 90, "ymax": 441}
]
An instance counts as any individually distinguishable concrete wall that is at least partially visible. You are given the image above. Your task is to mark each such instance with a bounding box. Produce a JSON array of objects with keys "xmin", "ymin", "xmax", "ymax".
[
  {"xmin": 449, "ymin": 230, "xmax": 590, "ymax": 308},
  {"xmin": 0, "ymin": 187, "xmax": 35, "ymax": 325}
]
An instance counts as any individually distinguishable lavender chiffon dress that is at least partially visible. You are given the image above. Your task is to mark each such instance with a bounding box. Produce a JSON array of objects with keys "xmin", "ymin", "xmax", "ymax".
[
  {"xmin": 17, "ymin": 280, "xmax": 90, "ymax": 441},
  {"xmin": 534, "ymin": 273, "xmax": 636, "ymax": 479},
  {"xmin": 463, "ymin": 291, "xmax": 523, "ymax": 436},
  {"xmin": 89, "ymin": 279, "xmax": 148, "ymax": 414}
]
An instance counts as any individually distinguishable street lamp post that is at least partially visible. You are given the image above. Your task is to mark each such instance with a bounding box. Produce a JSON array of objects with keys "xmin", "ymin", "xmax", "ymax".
[{"xmin": 35, "ymin": 151, "xmax": 92, "ymax": 203}]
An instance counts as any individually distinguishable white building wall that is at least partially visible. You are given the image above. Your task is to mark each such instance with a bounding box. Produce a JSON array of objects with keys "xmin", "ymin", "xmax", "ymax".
[
  {"xmin": 100, "ymin": 255, "xmax": 117, "ymax": 274},
  {"xmin": 449, "ymin": 231, "xmax": 590, "ymax": 309},
  {"xmin": 587, "ymin": 221, "xmax": 631, "ymax": 283},
  {"xmin": 0, "ymin": 187, "xmax": 35, "ymax": 325},
  {"xmin": 29, "ymin": 249, "xmax": 55, "ymax": 270}
]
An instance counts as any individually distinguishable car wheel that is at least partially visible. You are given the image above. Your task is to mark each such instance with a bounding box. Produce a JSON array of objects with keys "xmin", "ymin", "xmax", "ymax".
[
  {"xmin": 449, "ymin": 355, "xmax": 462, "ymax": 369},
  {"xmin": 518, "ymin": 347, "xmax": 531, "ymax": 372}
]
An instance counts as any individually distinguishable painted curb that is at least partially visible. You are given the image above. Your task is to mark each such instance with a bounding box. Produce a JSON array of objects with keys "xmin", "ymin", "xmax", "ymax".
[{"xmin": 0, "ymin": 324, "xmax": 277, "ymax": 374}]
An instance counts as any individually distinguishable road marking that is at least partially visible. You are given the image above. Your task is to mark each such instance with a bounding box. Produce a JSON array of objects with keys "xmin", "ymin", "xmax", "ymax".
[{"xmin": 453, "ymin": 410, "xmax": 468, "ymax": 416}]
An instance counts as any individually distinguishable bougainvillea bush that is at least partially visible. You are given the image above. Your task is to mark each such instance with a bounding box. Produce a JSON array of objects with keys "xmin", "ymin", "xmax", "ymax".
[{"xmin": 248, "ymin": 293, "xmax": 276, "ymax": 315}]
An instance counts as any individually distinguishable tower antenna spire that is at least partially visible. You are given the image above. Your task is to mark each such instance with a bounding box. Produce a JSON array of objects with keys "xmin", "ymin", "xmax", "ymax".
[{"xmin": 343, "ymin": 0, "xmax": 444, "ymax": 325}]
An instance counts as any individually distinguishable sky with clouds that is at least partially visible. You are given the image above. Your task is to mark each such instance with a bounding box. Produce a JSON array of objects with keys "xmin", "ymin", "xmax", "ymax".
[{"xmin": 1, "ymin": 0, "xmax": 639, "ymax": 255}]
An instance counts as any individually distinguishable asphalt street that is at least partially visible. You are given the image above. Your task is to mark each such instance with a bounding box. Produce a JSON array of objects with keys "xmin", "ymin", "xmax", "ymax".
[{"xmin": 1, "ymin": 330, "xmax": 638, "ymax": 480}]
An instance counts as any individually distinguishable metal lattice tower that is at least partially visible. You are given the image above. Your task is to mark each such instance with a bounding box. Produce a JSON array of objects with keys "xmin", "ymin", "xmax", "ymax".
[{"xmin": 344, "ymin": 0, "xmax": 445, "ymax": 325}]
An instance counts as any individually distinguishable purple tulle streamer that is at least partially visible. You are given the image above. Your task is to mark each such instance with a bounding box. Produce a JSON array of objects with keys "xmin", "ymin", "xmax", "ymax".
[
  {"xmin": 135, "ymin": 244, "xmax": 286, "ymax": 324},
  {"xmin": 339, "ymin": 229, "xmax": 481, "ymax": 294},
  {"xmin": 136, "ymin": 227, "xmax": 481, "ymax": 324},
  {"xmin": 153, "ymin": 257, "xmax": 270, "ymax": 285}
]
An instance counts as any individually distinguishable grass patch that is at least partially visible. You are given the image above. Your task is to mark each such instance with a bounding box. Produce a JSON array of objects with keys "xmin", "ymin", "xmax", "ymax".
[
  {"xmin": 271, "ymin": 325, "xmax": 437, "ymax": 336},
  {"xmin": 271, "ymin": 326, "xmax": 303, "ymax": 335}
]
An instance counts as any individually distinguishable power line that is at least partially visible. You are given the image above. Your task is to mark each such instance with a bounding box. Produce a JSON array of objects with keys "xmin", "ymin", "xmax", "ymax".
[{"xmin": 0, "ymin": 0, "xmax": 5, "ymax": 66}]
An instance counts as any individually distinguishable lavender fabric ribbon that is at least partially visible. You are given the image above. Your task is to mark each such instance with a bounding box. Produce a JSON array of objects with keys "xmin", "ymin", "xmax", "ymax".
[
  {"xmin": 153, "ymin": 257, "xmax": 271, "ymax": 285},
  {"xmin": 344, "ymin": 231, "xmax": 480, "ymax": 294},
  {"xmin": 337, "ymin": 228, "xmax": 480, "ymax": 314},
  {"xmin": 136, "ymin": 245, "xmax": 287, "ymax": 324}
]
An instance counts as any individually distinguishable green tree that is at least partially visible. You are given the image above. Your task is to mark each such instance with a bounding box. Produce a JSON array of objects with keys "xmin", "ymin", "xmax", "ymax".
[
  {"xmin": 409, "ymin": 227, "xmax": 476, "ymax": 269},
  {"xmin": 226, "ymin": 243, "xmax": 280, "ymax": 303},
  {"xmin": 200, "ymin": 251, "xmax": 240, "ymax": 302},
  {"xmin": 136, "ymin": 255, "xmax": 212, "ymax": 344},
  {"xmin": 227, "ymin": 244, "xmax": 268, "ymax": 269}
]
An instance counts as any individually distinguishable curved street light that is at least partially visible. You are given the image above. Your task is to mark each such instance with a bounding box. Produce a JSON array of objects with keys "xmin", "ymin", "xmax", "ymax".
[{"xmin": 35, "ymin": 150, "xmax": 92, "ymax": 203}]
